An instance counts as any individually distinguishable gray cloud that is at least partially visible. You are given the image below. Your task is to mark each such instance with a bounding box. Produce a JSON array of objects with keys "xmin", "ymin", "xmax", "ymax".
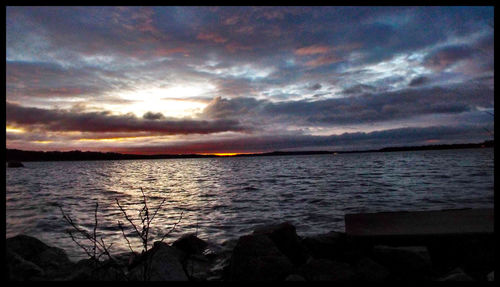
[
  {"xmin": 6, "ymin": 102, "xmax": 248, "ymax": 135},
  {"xmin": 143, "ymin": 111, "xmax": 166, "ymax": 120},
  {"xmin": 408, "ymin": 76, "xmax": 430, "ymax": 87},
  {"xmin": 423, "ymin": 45, "xmax": 476, "ymax": 71},
  {"xmin": 202, "ymin": 82, "xmax": 493, "ymax": 127}
]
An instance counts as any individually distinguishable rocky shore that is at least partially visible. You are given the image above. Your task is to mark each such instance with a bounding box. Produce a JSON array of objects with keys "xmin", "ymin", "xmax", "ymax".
[{"xmin": 6, "ymin": 222, "xmax": 494, "ymax": 281}]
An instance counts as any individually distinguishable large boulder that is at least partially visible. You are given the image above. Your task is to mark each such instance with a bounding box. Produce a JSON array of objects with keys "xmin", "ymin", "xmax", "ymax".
[
  {"xmin": 301, "ymin": 231, "xmax": 367, "ymax": 263},
  {"xmin": 427, "ymin": 236, "xmax": 495, "ymax": 278},
  {"xmin": 371, "ymin": 245, "xmax": 432, "ymax": 280},
  {"xmin": 6, "ymin": 235, "xmax": 74, "ymax": 280},
  {"xmin": 298, "ymin": 258, "xmax": 355, "ymax": 281},
  {"xmin": 6, "ymin": 235, "xmax": 52, "ymax": 261},
  {"xmin": 184, "ymin": 254, "xmax": 211, "ymax": 281},
  {"xmin": 253, "ymin": 222, "xmax": 308, "ymax": 265},
  {"xmin": 66, "ymin": 259, "xmax": 126, "ymax": 281},
  {"xmin": 172, "ymin": 233, "xmax": 208, "ymax": 256},
  {"xmin": 354, "ymin": 257, "xmax": 390, "ymax": 281},
  {"xmin": 228, "ymin": 234, "xmax": 294, "ymax": 281},
  {"xmin": 6, "ymin": 249, "xmax": 45, "ymax": 281},
  {"xmin": 128, "ymin": 242, "xmax": 188, "ymax": 281}
]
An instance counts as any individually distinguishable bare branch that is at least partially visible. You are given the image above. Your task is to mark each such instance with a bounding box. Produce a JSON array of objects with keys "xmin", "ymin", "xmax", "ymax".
[
  {"xmin": 149, "ymin": 198, "xmax": 166, "ymax": 224},
  {"xmin": 159, "ymin": 211, "xmax": 184, "ymax": 243},
  {"xmin": 66, "ymin": 230, "xmax": 93, "ymax": 258},
  {"xmin": 93, "ymin": 201, "xmax": 98, "ymax": 259},
  {"xmin": 118, "ymin": 221, "xmax": 135, "ymax": 253},
  {"xmin": 116, "ymin": 198, "xmax": 144, "ymax": 241}
]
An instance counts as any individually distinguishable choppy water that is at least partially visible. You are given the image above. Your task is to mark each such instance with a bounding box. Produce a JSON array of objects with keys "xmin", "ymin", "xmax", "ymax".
[{"xmin": 6, "ymin": 148, "xmax": 494, "ymax": 260}]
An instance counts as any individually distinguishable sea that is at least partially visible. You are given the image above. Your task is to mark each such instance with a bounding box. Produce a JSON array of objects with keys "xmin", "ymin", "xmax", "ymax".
[{"xmin": 6, "ymin": 148, "xmax": 494, "ymax": 260}]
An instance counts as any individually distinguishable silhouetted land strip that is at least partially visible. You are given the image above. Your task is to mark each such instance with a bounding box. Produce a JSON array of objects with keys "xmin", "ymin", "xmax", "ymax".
[{"xmin": 5, "ymin": 140, "xmax": 493, "ymax": 162}]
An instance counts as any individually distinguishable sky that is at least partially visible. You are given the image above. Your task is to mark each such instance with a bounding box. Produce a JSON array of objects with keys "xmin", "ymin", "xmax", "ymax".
[{"xmin": 6, "ymin": 6, "xmax": 494, "ymax": 154}]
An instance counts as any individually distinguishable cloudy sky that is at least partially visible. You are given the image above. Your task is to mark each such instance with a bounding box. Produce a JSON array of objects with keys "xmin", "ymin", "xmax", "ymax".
[{"xmin": 6, "ymin": 6, "xmax": 494, "ymax": 154}]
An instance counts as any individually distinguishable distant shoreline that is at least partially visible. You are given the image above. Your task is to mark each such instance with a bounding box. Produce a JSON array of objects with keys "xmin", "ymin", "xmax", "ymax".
[{"xmin": 6, "ymin": 140, "xmax": 493, "ymax": 163}]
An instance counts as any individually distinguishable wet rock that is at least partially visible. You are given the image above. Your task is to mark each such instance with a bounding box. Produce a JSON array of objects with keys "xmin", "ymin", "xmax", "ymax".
[
  {"xmin": 253, "ymin": 222, "xmax": 308, "ymax": 265},
  {"xmin": 371, "ymin": 245, "xmax": 432, "ymax": 280},
  {"xmin": 228, "ymin": 234, "xmax": 294, "ymax": 281},
  {"xmin": 128, "ymin": 242, "xmax": 188, "ymax": 281},
  {"xmin": 354, "ymin": 257, "xmax": 390, "ymax": 281},
  {"xmin": 285, "ymin": 274, "xmax": 306, "ymax": 281},
  {"xmin": 299, "ymin": 258, "xmax": 355, "ymax": 281},
  {"xmin": 172, "ymin": 233, "xmax": 208, "ymax": 256},
  {"xmin": 438, "ymin": 268, "xmax": 474, "ymax": 281}
]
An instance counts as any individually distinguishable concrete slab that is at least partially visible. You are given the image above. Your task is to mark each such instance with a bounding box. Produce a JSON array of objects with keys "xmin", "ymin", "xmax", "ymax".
[{"xmin": 345, "ymin": 208, "xmax": 494, "ymax": 237}]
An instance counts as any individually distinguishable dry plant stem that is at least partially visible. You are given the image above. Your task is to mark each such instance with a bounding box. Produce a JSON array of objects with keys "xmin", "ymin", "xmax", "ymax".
[
  {"xmin": 93, "ymin": 202, "xmax": 98, "ymax": 260},
  {"xmin": 118, "ymin": 221, "xmax": 135, "ymax": 253},
  {"xmin": 159, "ymin": 211, "xmax": 183, "ymax": 243},
  {"xmin": 115, "ymin": 199, "xmax": 144, "ymax": 245},
  {"xmin": 60, "ymin": 204, "xmax": 129, "ymax": 280},
  {"xmin": 62, "ymin": 188, "xmax": 184, "ymax": 281},
  {"xmin": 59, "ymin": 205, "xmax": 115, "ymax": 262}
]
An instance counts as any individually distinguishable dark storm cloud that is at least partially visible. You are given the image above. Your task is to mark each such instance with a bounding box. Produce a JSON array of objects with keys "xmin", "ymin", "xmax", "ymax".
[
  {"xmin": 308, "ymin": 83, "xmax": 322, "ymax": 91},
  {"xmin": 423, "ymin": 45, "xmax": 476, "ymax": 71},
  {"xmin": 143, "ymin": 111, "xmax": 166, "ymax": 120},
  {"xmin": 202, "ymin": 82, "xmax": 493, "ymax": 126},
  {"xmin": 342, "ymin": 84, "xmax": 378, "ymax": 95},
  {"xmin": 6, "ymin": 102, "xmax": 248, "ymax": 134},
  {"xmin": 408, "ymin": 76, "xmax": 430, "ymax": 87}
]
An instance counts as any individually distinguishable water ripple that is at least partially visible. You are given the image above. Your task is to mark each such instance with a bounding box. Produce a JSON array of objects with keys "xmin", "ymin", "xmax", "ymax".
[{"xmin": 6, "ymin": 148, "xmax": 494, "ymax": 261}]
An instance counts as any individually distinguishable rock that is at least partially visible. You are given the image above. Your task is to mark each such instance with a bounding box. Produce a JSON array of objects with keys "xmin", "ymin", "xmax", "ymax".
[
  {"xmin": 228, "ymin": 234, "xmax": 294, "ymax": 281},
  {"xmin": 207, "ymin": 254, "xmax": 232, "ymax": 281},
  {"xmin": 301, "ymin": 231, "xmax": 367, "ymax": 263},
  {"xmin": 285, "ymin": 274, "xmax": 306, "ymax": 281},
  {"xmin": 109, "ymin": 251, "xmax": 139, "ymax": 268},
  {"xmin": 67, "ymin": 259, "xmax": 126, "ymax": 281},
  {"xmin": 299, "ymin": 258, "xmax": 355, "ymax": 281},
  {"xmin": 6, "ymin": 235, "xmax": 52, "ymax": 261},
  {"xmin": 253, "ymin": 222, "xmax": 308, "ymax": 265},
  {"xmin": 355, "ymin": 257, "xmax": 390, "ymax": 281},
  {"xmin": 8, "ymin": 161, "xmax": 24, "ymax": 168},
  {"xmin": 6, "ymin": 249, "xmax": 45, "ymax": 281},
  {"xmin": 128, "ymin": 242, "xmax": 188, "ymax": 281},
  {"xmin": 6, "ymin": 234, "xmax": 74, "ymax": 279},
  {"xmin": 428, "ymin": 236, "xmax": 495, "ymax": 277},
  {"xmin": 487, "ymin": 271, "xmax": 494, "ymax": 281},
  {"xmin": 172, "ymin": 233, "xmax": 208, "ymax": 256},
  {"xmin": 184, "ymin": 255, "xmax": 211, "ymax": 281},
  {"xmin": 438, "ymin": 268, "xmax": 474, "ymax": 281},
  {"xmin": 371, "ymin": 245, "xmax": 432, "ymax": 280},
  {"xmin": 35, "ymin": 246, "xmax": 74, "ymax": 278}
]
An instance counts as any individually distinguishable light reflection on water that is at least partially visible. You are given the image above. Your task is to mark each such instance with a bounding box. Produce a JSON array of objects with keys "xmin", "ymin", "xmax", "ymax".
[{"xmin": 6, "ymin": 148, "xmax": 494, "ymax": 260}]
